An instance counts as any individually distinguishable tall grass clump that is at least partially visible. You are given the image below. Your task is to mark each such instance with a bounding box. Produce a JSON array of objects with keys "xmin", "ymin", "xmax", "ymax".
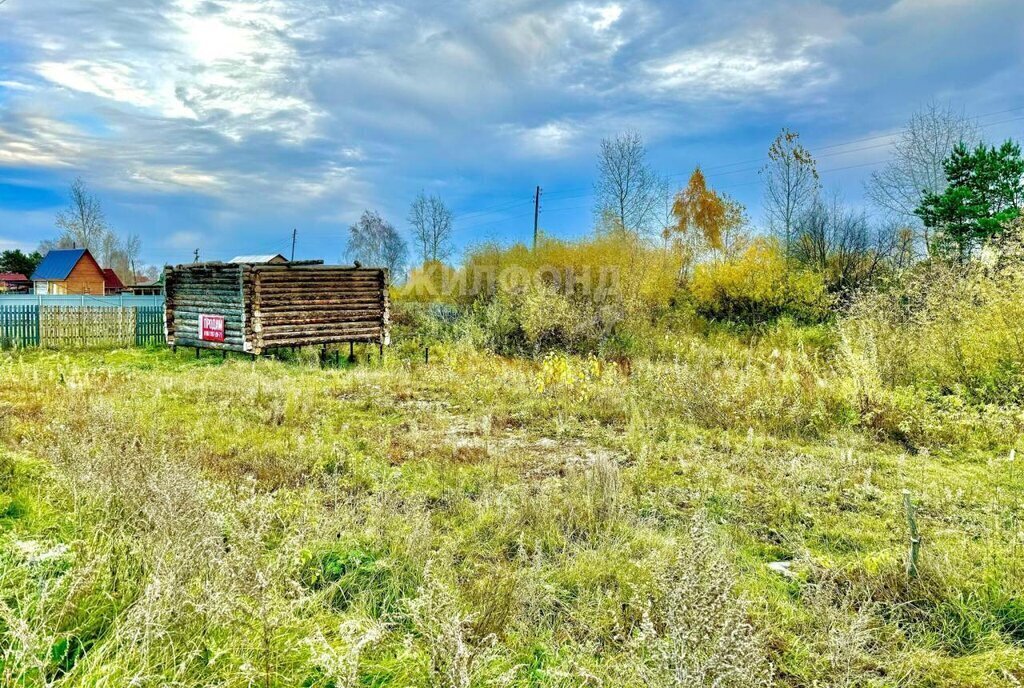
[
  {"xmin": 840, "ymin": 220, "xmax": 1024, "ymax": 447},
  {"xmin": 621, "ymin": 517, "xmax": 774, "ymax": 687},
  {"xmin": 404, "ymin": 232, "xmax": 679, "ymax": 356}
]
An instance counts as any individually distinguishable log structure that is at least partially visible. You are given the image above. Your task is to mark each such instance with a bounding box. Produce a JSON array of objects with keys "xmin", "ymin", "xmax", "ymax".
[{"xmin": 164, "ymin": 261, "xmax": 389, "ymax": 355}]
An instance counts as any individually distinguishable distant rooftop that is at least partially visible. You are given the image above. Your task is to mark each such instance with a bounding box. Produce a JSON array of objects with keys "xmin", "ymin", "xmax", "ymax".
[
  {"xmin": 103, "ymin": 268, "xmax": 125, "ymax": 290},
  {"xmin": 229, "ymin": 254, "xmax": 288, "ymax": 264},
  {"xmin": 30, "ymin": 249, "xmax": 91, "ymax": 281}
]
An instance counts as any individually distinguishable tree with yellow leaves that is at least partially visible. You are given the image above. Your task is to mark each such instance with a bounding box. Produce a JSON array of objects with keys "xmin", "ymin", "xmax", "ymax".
[
  {"xmin": 672, "ymin": 167, "xmax": 726, "ymax": 250},
  {"xmin": 667, "ymin": 168, "xmax": 749, "ymax": 280}
]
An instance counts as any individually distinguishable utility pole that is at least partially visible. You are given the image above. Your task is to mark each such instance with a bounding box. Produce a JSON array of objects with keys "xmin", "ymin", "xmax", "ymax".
[
  {"xmin": 533, "ymin": 185, "xmax": 542, "ymax": 249},
  {"xmin": 290, "ymin": 228, "xmax": 297, "ymax": 262},
  {"xmin": 193, "ymin": 248, "xmax": 199, "ymax": 263}
]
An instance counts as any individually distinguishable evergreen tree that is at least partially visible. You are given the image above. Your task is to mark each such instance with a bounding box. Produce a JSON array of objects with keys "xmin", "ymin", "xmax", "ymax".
[
  {"xmin": 916, "ymin": 140, "xmax": 1024, "ymax": 261},
  {"xmin": 0, "ymin": 249, "xmax": 43, "ymax": 276}
]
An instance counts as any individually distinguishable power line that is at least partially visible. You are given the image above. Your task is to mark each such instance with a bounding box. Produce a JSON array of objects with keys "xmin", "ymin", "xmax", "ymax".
[{"xmin": 540, "ymin": 104, "xmax": 1024, "ymax": 200}]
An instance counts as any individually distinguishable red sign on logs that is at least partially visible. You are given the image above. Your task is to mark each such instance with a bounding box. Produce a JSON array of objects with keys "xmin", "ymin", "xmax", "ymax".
[{"xmin": 199, "ymin": 314, "xmax": 226, "ymax": 343}]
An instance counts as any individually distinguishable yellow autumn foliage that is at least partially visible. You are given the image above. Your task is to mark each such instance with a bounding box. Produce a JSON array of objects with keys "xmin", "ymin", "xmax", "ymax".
[{"xmin": 690, "ymin": 238, "xmax": 831, "ymax": 324}]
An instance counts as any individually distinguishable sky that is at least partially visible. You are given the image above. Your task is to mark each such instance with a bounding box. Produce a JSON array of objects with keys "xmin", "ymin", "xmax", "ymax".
[{"xmin": 1, "ymin": 0, "xmax": 1023, "ymax": 267}]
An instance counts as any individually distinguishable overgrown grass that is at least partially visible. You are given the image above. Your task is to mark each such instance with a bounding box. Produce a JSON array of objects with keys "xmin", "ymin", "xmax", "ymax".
[{"xmin": 0, "ymin": 331, "xmax": 1022, "ymax": 686}]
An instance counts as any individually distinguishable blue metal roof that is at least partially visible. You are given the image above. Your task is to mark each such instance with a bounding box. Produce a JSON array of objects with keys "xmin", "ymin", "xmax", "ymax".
[{"xmin": 31, "ymin": 249, "xmax": 89, "ymax": 281}]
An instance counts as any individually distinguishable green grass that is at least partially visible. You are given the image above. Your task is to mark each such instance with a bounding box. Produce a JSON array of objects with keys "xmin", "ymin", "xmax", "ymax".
[{"xmin": 0, "ymin": 340, "xmax": 1021, "ymax": 686}]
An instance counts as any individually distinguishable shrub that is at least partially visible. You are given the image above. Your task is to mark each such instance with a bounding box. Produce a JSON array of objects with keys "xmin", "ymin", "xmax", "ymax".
[
  {"xmin": 690, "ymin": 238, "xmax": 831, "ymax": 325},
  {"xmin": 435, "ymin": 232, "xmax": 681, "ymax": 355},
  {"xmin": 623, "ymin": 517, "xmax": 774, "ymax": 687},
  {"xmin": 842, "ymin": 220, "xmax": 1024, "ymax": 401}
]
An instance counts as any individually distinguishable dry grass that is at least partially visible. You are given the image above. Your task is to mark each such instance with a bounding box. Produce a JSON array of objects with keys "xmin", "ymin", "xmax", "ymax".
[{"xmin": 0, "ymin": 334, "xmax": 1022, "ymax": 686}]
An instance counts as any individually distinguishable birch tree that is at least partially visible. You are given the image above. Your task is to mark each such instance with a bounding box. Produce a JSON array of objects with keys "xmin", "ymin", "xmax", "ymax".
[
  {"xmin": 761, "ymin": 129, "xmax": 819, "ymax": 258},
  {"xmin": 408, "ymin": 192, "xmax": 453, "ymax": 265},
  {"xmin": 594, "ymin": 130, "xmax": 663, "ymax": 237},
  {"xmin": 866, "ymin": 102, "xmax": 980, "ymax": 254},
  {"xmin": 55, "ymin": 177, "xmax": 108, "ymax": 251}
]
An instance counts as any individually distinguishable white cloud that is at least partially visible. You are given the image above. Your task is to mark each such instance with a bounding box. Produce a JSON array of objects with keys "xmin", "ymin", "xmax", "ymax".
[
  {"xmin": 36, "ymin": 60, "xmax": 162, "ymax": 110},
  {"xmin": 124, "ymin": 165, "xmax": 227, "ymax": 192},
  {"xmin": 163, "ymin": 230, "xmax": 204, "ymax": 250},
  {"xmin": 500, "ymin": 120, "xmax": 580, "ymax": 158},
  {"xmin": 645, "ymin": 32, "xmax": 833, "ymax": 100},
  {"xmin": 585, "ymin": 3, "xmax": 623, "ymax": 31},
  {"xmin": 30, "ymin": 1, "xmax": 320, "ymax": 143},
  {"xmin": 0, "ymin": 117, "xmax": 85, "ymax": 168}
]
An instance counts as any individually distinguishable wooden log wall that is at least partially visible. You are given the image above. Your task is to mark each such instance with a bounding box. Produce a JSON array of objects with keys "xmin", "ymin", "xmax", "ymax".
[
  {"xmin": 164, "ymin": 263, "xmax": 249, "ymax": 352},
  {"xmin": 251, "ymin": 265, "xmax": 389, "ymax": 353},
  {"xmin": 164, "ymin": 262, "xmax": 389, "ymax": 355}
]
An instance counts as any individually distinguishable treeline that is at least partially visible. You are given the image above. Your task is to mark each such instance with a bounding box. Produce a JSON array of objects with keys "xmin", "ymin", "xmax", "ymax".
[
  {"xmin": 392, "ymin": 103, "xmax": 1023, "ymax": 355},
  {"xmin": 23, "ymin": 177, "xmax": 156, "ymax": 283}
]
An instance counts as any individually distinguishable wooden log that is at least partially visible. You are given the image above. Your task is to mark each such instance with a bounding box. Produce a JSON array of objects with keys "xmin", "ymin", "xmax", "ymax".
[
  {"xmin": 168, "ymin": 287, "xmax": 243, "ymax": 297},
  {"xmin": 171, "ymin": 306, "xmax": 245, "ymax": 316},
  {"xmin": 257, "ymin": 298, "xmax": 384, "ymax": 309},
  {"xmin": 257, "ymin": 312, "xmax": 383, "ymax": 324},
  {"xmin": 258, "ymin": 322, "xmax": 383, "ymax": 334},
  {"xmin": 259, "ymin": 332, "xmax": 382, "ymax": 346},
  {"xmin": 173, "ymin": 337, "xmax": 247, "ymax": 352},
  {"xmin": 258, "ymin": 325, "xmax": 382, "ymax": 337},
  {"xmin": 257, "ymin": 306, "xmax": 382, "ymax": 316}
]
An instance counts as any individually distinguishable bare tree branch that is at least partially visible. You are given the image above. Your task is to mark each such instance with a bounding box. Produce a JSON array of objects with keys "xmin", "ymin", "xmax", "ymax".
[
  {"xmin": 866, "ymin": 102, "xmax": 980, "ymax": 255},
  {"xmin": 408, "ymin": 192, "xmax": 453, "ymax": 265},
  {"xmin": 594, "ymin": 130, "xmax": 662, "ymax": 237}
]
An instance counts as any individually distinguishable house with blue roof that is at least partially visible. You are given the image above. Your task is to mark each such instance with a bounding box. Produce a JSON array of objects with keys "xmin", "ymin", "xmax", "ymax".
[{"xmin": 31, "ymin": 249, "xmax": 107, "ymax": 295}]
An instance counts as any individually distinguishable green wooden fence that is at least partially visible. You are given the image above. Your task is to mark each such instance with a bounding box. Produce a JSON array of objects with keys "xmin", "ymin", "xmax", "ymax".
[
  {"xmin": 136, "ymin": 306, "xmax": 166, "ymax": 346},
  {"xmin": 0, "ymin": 305, "xmax": 40, "ymax": 347},
  {"xmin": 0, "ymin": 304, "xmax": 166, "ymax": 349}
]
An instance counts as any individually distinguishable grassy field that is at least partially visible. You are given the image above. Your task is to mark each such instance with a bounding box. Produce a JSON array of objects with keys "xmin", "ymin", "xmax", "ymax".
[{"xmin": 1, "ymin": 334, "xmax": 1022, "ymax": 686}]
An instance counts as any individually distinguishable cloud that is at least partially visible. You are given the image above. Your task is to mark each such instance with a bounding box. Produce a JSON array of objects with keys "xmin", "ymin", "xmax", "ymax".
[
  {"xmin": 0, "ymin": 0, "xmax": 1020, "ymax": 265},
  {"xmin": 163, "ymin": 230, "xmax": 204, "ymax": 250},
  {"xmin": 644, "ymin": 32, "xmax": 834, "ymax": 100},
  {"xmin": 36, "ymin": 60, "xmax": 164, "ymax": 111},
  {"xmin": 499, "ymin": 120, "xmax": 581, "ymax": 158},
  {"xmin": 124, "ymin": 165, "xmax": 227, "ymax": 192}
]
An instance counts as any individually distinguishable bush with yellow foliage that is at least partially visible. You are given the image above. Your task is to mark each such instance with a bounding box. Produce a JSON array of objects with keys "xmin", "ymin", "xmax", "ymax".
[
  {"xmin": 842, "ymin": 217, "xmax": 1024, "ymax": 402},
  {"xmin": 438, "ymin": 231, "xmax": 680, "ymax": 355},
  {"xmin": 689, "ymin": 237, "xmax": 831, "ymax": 324}
]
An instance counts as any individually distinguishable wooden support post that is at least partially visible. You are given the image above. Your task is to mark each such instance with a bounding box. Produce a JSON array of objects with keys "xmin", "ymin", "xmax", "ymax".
[
  {"xmin": 903, "ymin": 489, "xmax": 921, "ymax": 579},
  {"xmin": 348, "ymin": 341, "xmax": 355, "ymax": 363},
  {"xmin": 379, "ymin": 342, "xmax": 383, "ymax": 360},
  {"xmin": 222, "ymin": 350, "xmax": 227, "ymax": 360},
  {"xmin": 195, "ymin": 346, "xmax": 200, "ymax": 359},
  {"xmin": 425, "ymin": 346, "xmax": 429, "ymax": 365}
]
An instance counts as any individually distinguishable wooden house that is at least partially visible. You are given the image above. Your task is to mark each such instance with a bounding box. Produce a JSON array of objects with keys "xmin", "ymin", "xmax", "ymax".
[
  {"xmin": 164, "ymin": 261, "xmax": 389, "ymax": 355},
  {"xmin": 103, "ymin": 269, "xmax": 125, "ymax": 295},
  {"xmin": 31, "ymin": 249, "xmax": 106, "ymax": 295},
  {"xmin": 0, "ymin": 272, "xmax": 30, "ymax": 293},
  {"xmin": 123, "ymin": 276, "xmax": 164, "ymax": 296}
]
